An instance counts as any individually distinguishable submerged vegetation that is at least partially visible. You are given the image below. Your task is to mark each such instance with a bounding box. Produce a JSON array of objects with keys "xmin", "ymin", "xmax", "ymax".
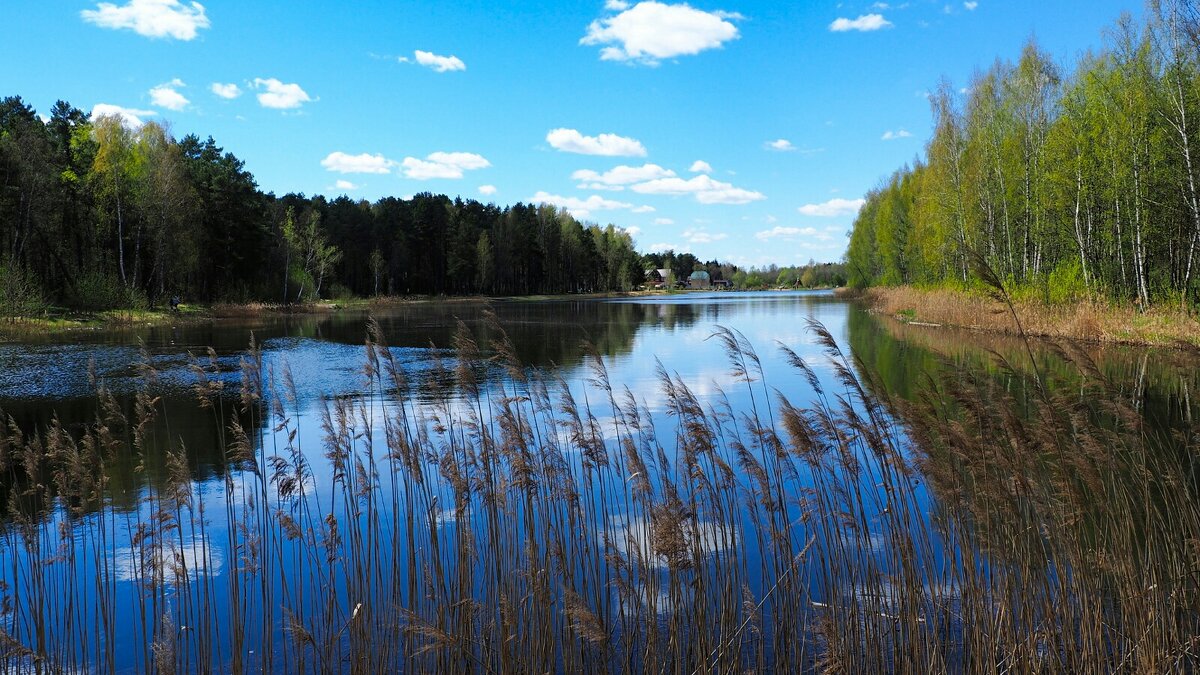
[
  {"xmin": 0, "ymin": 304, "xmax": 1196, "ymax": 672},
  {"xmin": 847, "ymin": 2, "xmax": 1200, "ymax": 308}
]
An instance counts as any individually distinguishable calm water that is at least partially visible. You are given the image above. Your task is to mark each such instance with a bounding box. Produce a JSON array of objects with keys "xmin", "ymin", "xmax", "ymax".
[
  {"xmin": 4, "ymin": 291, "xmax": 1192, "ymax": 489},
  {"xmin": 1, "ymin": 290, "xmax": 1196, "ymax": 671},
  {"xmin": 0, "ymin": 292, "xmax": 854, "ymax": 509}
]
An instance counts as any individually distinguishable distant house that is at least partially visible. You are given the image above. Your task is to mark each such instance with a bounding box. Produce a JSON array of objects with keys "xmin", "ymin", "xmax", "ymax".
[
  {"xmin": 688, "ymin": 270, "xmax": 711, "ymax": 289},
  {"xmin": 712, "ymin": 279, "xmax": 732, "ymax": 289},
  {"xmin": 645, "ymin": 268, "xmax": 672, "ymax": 289}
]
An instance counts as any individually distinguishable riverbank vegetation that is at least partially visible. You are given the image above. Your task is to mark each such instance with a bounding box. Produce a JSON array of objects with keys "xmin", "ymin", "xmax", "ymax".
[
  {"xmin": 0, "ymin": 315, "xmax": 1195, "ymax": 672},
  {"xmin": 847, "ymin": 2, "xmax": 1200, "ymax": 310},
  {"xmin": 855, "ymin": 284, "xmax": 1200, "ymax": 346}
]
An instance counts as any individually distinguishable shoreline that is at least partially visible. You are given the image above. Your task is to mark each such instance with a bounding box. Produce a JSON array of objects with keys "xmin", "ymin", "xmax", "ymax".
[
  {"xmin": 843, "ymin": 286, "xmax": 1200, "ymax": 349},
  {"xmin": 0, "ymin": 290, "xmax": 684, "ymax": 336},
  {"xmin": 0, "ymin": 287, "xmax": 826, "ymax": 337}
]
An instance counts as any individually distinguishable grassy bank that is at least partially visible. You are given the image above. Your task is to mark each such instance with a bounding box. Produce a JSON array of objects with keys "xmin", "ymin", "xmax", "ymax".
[{"xmin": 847, "ymin": 285, "xmax": 1200, "ymax": 348}]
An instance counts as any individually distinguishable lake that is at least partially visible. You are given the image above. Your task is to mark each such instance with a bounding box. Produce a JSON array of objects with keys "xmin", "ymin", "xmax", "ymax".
[{"xmin": 1, "ymin": 291, "xmax": 1197, "ymax": 673}]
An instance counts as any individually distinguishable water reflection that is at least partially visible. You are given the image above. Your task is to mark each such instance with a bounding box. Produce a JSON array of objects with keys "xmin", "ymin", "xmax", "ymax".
[
  {"xmin": 8, "ymin": 291, "xmax": 1195, "ymax": 526},
  {"xmin": 846, "ymin": 308, "xmax": 1200, "ymax": 430},
  {"xmin": 2, "ymin": 291, "xmax": 1197, "ymax": 672},
  {"xmin": 1, "ymin": 293, "xmax": 838, "ymax": 521}
]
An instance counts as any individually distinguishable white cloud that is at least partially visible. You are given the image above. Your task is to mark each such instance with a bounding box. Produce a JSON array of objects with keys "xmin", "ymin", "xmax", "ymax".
[
  {"xmin": 530, "ymin": 191, "xmax": 635, "ymax": 219},
  {"xmin": 797, "ymin": 198, "xmax": 865, "ymax": 217},
  {"xmin": 689, "ymin": 160, "xmax": 713, "ymax": 173},
  {"xmin": 81, "ymin": 0, "xmax": 210, "ymax": 40},
  {"xmin": 654, "ymin": 217, "xmax": 675, "ymax": 225},
  {"xmin": 829, "ymin": 14, "xmax": 893, "ymax": 32},
  {"xmin": 682, "ymin": 228, "xmax": 728, "ymax": 244},
  {"xmin": 478, "ymin": 184, "xmax": 498, "ymax": 196},
  {"xmin": 649, "ymin": 242, "xmax": 682, "ymax": 253},
  {"xmin": 756, "ymin": 226, "xmax": 818, "ymax": 241},
  {"xmin": 252, "ymin": 78, "xmax": 313, "ymax": 110},
  {"xmin": 402, "ymin": 158, "xmax": 462, "ymax": 180},
  {"xmin": 632, "ymin": 205, "xmax": 656, "ymax": 213},
  {"xmin": 630, "ymin": 175, "xmax": 766, "ymax": 205},
  {"xmin": 334, "ymin": 180, "xmax": 360, "ymax": 191},
  {"xmin": 210, "ymin": 82, "xmax": 241, "ymax": 99},
  {"xmin": 581, "ymin": 1, "xmax": 741, "ymax": 65},
  {"xmin": 90, "ymin": 103, "xmax": 157, "ymax": 128},
  {"xmin": 577, "ymin": 182, "xmax": 628, "ymax": 192},
  {"xmin": 321, "ymin": 152, "xmax": 395, "ymax": 174},
  {"xmin": 115, "ymin": 537, "xmax": 222, "ymax": 582},
  {"xmin": 881, "ymin": 129, "xmax": 913, "ymax": 140},
  {"xmin": 605, "ymin": 0, "xmax": 631, "ymax": 9},
  {"xmin": 149, "ymin": 78, "xmax": 188, "ymax": 111},
  {"xmin": 401, "ymin": 152, "xmax": 491, "ymax": 180},
  {"xmin": 964, "ymin": 1, "xmax": 978, "ymax": 9},
  {"xmin": 547, "ymin": 128, "xmax": 647, "ymax": 156},
  {"xmin": 409, "ymin": 50, "xmax": 467, "ymax": 73},
  {"xmin": 572, "ymin": 163, "xmax": 674, "ymax": 189},
  {"xmin": 428, "ymin": 152, "xmax": 490, "ymax": 170},
  {"xmin": 766, "ymin": 139, "xmax": 796, "ymax": 151},
  {"xmin": 624, "ymin": 225, "xmax": 642, "ymax": 237}
]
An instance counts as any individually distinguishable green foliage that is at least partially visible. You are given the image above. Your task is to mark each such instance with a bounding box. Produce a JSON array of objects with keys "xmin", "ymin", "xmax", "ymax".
[
  {"xmin": 845, "ymin": 7, "xmax": 1200, "ymax": 308},
  {"xmin": 327, "ymin": 282, "xmax": 355, "ymax": 302},
  {"xmin": 1045, "ymin": 260, "xmax": 1089, "ymax": 304},
  {"xmin": 0, "ymin": 265, "xmax": 45, "ymax": 316},
  {"xmin": 287, "ymin": 265, "xmax": 316, "ymax": 302},
  {"xmin": 733, "ymin": 261, "xmax": 847, "ymax": 289},
  {"xmin": 0, "ymin": 93, "xmax": 737, "ymax": 312},
  {"xmin": 68, "ymin": 269, "xmax": 146, "ymax": 310}
]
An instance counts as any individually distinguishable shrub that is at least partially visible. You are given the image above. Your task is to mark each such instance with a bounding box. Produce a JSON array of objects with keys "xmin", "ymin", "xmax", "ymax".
[
  {"xmin": 0, "ymin": 264, "xmax": 46, "ymax": 316},
  {"xmin": 68, "ymin": 269, "xmax": 147, "ymax": 310},
  {"xmin": 1045, "ymin": 259, "xmax": 1089, "ymax": 305}
]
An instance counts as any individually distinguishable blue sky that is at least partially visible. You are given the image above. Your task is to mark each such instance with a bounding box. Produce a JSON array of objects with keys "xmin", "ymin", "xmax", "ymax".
[{"xmin": 3, "ymin": 0, "xmax": 1141, "ymax": 267}]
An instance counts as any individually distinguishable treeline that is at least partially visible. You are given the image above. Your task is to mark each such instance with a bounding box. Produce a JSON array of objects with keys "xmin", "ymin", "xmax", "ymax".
[
  {"xmin": 847, "ymin": 2, "xmax": 1200, "ymax": 306},
  {"xmin": 0, "ymin": 96, "xmax": 646, "ymax": 312},
  {"xmin": 741, "ymin": 262, "xmax": 848, "ymax": 289}
]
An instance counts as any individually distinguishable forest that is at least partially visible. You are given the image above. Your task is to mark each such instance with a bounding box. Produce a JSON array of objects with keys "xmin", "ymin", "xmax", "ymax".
[
  {"xmin": 846, "ymin": 2, "xmax": 1200, "ymax": 307},
  {"xmin": 0, "ymin": 97, "xmax": 661, "ymax": 313}
]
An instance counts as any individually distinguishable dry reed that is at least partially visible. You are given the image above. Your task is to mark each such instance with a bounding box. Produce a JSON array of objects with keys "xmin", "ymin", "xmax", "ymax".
[
  {"xmin": 0, "ymin": 306, "xmax": 1195, "ymax": 673},
  {"xmin": 857, "ymin": 285, "xmax": 1200, "ymax": 347}
]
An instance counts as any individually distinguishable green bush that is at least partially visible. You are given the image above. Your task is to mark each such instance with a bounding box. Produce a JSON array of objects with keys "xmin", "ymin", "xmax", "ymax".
[
  {"xmin": 327, "ymin": 282, "xmax": 355, "ymax": 301},
  {"xmin": 286, "ymin": 265, "xmax": 316, "ymax": 302},
  {"xmin": 69, "ymin": 270, "xmax": 146, "ymax": 310},
  {"xmin": 0, "ymin": 264, "xmax": 46, "ymax": 316},
  {"xmin": 1045, "ymin": 260, "xmax": 1089, "ymax": 305}
]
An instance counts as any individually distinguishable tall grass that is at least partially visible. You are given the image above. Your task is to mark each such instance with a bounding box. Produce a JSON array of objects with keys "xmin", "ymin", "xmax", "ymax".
[
  {"xmin": 0, "ymin": 311, "xmax": 1196, "ymax": 673},
  {"xmin": 856, "ymin": 284, "xmax": 1200, "ymax": 347}
]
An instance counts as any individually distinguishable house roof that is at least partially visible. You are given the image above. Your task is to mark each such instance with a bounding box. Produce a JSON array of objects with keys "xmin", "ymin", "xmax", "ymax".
[{"xmin": 688, "ymin": 270, "xmax": 711, "ymax": 281}]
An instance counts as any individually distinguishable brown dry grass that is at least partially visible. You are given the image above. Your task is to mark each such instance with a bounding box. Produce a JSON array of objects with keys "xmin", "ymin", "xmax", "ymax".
[
  {"xmin": 210, "ymin": 301, "xmax": 280, "ymax": 318},
  {"xmin": 855, "ymin": 286, "xmax": 1200, "ymax": 347},
  {"xmin": 210, "ymin": 301, "xmax": 340, "ymax": 318}
]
